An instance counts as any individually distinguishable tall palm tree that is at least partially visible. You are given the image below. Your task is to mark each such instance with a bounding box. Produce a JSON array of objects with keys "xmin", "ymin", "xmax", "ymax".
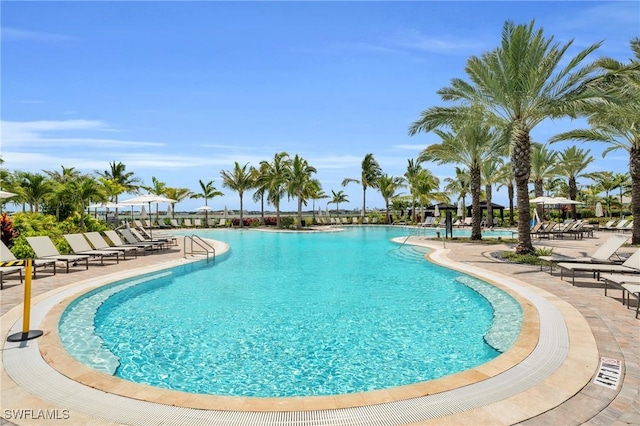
[
  {"xmin": 342, "ymin": 153, "xmax": 382, "ymax": 218},
  {"xmin": 585, "ymin": 171, "xmax": 617, "ymax": 218},
  {"xmin": 309, "ymin": 188, "xmax": 329, "ymax": 224},
  {"xmin": 44, "ymin": 166, "xmax": 81, "ymax": 220},
  {"xmin": 411, "ymin": 20, "xmax": 602, "ymax": 253},
  {"xmin": 164, "ymin": 187, "xmax": 193, "ymax": 220},
  {"xmin": 329, "ymin": 190, "xmax": 349, "ymax": 213},
  {"xmin": 260, "ymin": 152, "xmax": 290, "ymax": 228},
  {"xmin": 480, "ymin": 157, "xmax": 504, "ymax": 227},
  {"xmin": 495, "ymin": 162, "xmax": 516, "ymax": 226},
  {"xmin": 220, "ymin": 162, "xmax": 254, "ymax": 228},
  {"xmin": 377, "ymin": 174, "xmax": 405, "ymax": 224},
  {"xmin": 416, "ymin": 113, "xmax": 497, "ymax": 240},
  {"xmin": 141, "ymin": 176, "xmax": 168, "ymax": 225},
  {"xmin": 410, "ymin": 168, "xmax": 441, "ymax": 222},
  {"xmin": 444, "ymin": 167, "xmax": 470, "ymax": 219},
  {"xmin": 285, "ymin": 155, "xmax": 318, "ymax": 230},
  {"xmin": 17, "ymin": 172, "xmax": 51, "ymax": 213},
  {"xmin": 555, "ymin": 146, "xmax": 594, "ymax": 219},
  {"xmin": 551, "ymin": 38, "xmax": 639, "ymax": 242},
  {"xmin": 61, "ymin": 176, "xmax": 106, "ymax": 229},
  {"xmin": 96, "ymin": 161, "xmax": 141, "ymax": 205},
  {"xmin": 190, "ymin": 180, "xmax": 222, "ymax": 223},
  {"xmin": 529, "ymin": 143, "xmax": 559, "ymax": 220}
]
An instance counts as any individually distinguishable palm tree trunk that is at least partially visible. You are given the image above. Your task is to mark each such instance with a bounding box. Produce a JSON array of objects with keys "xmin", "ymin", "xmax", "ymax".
[
  {"xmin": 508, "ymin": 184, "xmax": 515, "ymax": 226},
  {"xmin": 276, "ymin": 205, "xmax": 281, "ymax": 228},
  {"xmin": 470, "ymin": 165, "xmax": 482, "ymax": 240},
  {"xmin": 260, "ymin": 195, "xmax": 265, "ymax": 226},
  {"xmin": 630, "ymin": 144, "xmax": 640, "ymax": 245},
  {"xmin": 238, "ymin": 193, "xmax": 244, "ymax": 228},
  {"xmin": 534, "ymin": 180, "xmax": 544, "ymax": 220},
  {"xmin": 485, "ymin": 184, "xmax": 493, "ymax": 227},
  {"xmin": 362, "ymin": 187, "xmax": 367, "ymax": 218},
  {"xmin": 512, "ymin": 130, "xmax": 534, "ymax": 254},
  {"xmin": 569, "ymin": 177, "xmax": 578, "ymax": 219},
  {"xmin": 297, "ymin": 198, "xmax": 303, "ymax": 230}
]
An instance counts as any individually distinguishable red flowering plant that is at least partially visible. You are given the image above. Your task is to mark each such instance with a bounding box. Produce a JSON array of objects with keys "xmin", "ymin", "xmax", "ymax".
[{"xmin": 1, "ymin": 213, "xmax": 19, "ymax": 248}]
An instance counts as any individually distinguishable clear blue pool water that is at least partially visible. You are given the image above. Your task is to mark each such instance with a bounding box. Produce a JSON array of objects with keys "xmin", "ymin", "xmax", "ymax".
[{"xmin": 60, "ymin": 226, "xmax": 522, "ymax": 397}]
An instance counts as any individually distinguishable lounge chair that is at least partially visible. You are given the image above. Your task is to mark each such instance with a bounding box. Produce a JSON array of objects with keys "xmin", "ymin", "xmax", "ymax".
[
  {"xmin": 462, "ymin": 217, "xmax": 472, "ymax": 227},
  {"xmin": 128, "ymin": 228, "xmax": 170, "ymax": 249},
  {"xmin": 1, "ymin": 240, "xmax": 57, "ymax": 278},
  {"xmin": 135, "ymin": 227, "xmax": 177, "ymax": 246},
  {"xmin": 419, "ymin": 217, "xmax": 435, "ymax": 227},
  {"xmin": 538, "ymin": 234, "xmax": 629, "ymax": 272},
  {"xmin": 352, "ymin": 217, "xmax": 360, "ymax": 225},
  {"xmin": 103, "ymin": 230, "xmax": 154, "ymax": 255},
  {"xmin": 600, "ymin": 273, "xmax": 640, "ymax": 318},
  {"xmin": 362, "ymin": 217, "xmax": 369, "ymax": 224},
  {"xmin": 217, "ymin": 218, "xmax": 227, "ymax": 228},
  {"xmin": 0, "ymin": 265, "xmax": 23, "ymax": 289},
  {"xmin": 194, "ymin": 219, "xmax": 203, "ymax": 228},
  {"xmin": 63, "ymin": 234, "xmax": 120, "ymax": 265},
  {"xmin": 119, "ymin": 229, "xmax": 165, "ymax": 252},
  {"xmin": 26, "ymin": 236, "xmax": 90, "ymax": 273},
  {"xmin": 557, "ymin": 249, "xmax": 640, "ymax": 286},
  {"xmin": 183, "ymin": 219, "xmax": 194, "ymax": 228},
  {"xmin": 170, "ymin": 219, "xmax": 181, "ymax": 228},
  {"xmin": 603, "ymin": 219, "xmax": 628, "ymax": 232},
  {"xmin": 84, "ymin": 232, "xmax": 138, "ymax": 259}
]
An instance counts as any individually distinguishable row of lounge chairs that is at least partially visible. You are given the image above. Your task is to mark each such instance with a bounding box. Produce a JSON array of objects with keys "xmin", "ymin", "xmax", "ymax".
[
  {"xmin": 530, "ymin": 220, "xmax": 594, "ymax": 239},
  {"xmin": 0, "ymin": 228, "xmax": 176, "ymax": 288},
  {"xmin": 601, "ymin": 219, "xmax": 634, "ymax": 232},
  {"xmin": 538, "ymin": 234, "xmax": 640, "ymax": 318}
]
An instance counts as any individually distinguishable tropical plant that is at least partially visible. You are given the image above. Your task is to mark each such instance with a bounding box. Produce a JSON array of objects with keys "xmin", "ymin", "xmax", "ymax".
[
  {"xmin": 555, "ymin": 146, "xmax": 594, "ymax": 218},
  {"xmin": 444, "ymin": 167, "xmax": 469, "ymax": 219},
  {"xmin": 165, "ymin": 187, "xmax": 193, "ymax": 219},
  {"xmin": 17, "ymin": 172, "xmax": 51, "ymax": 213},
  {"xmin": 377, "ymin": 174, "xmax": 405, "ymax": 224},
  {"xmin": 1, "ymin": 213, "xmax": 19, "ymax": 248},
  {"xmin": 495, "ymin": 162, "xmax": 516, "ymax": 225},
  {"xmin": 342, "ymin": 153, "xmax": 382, "ymax": 218},
  {"xmin": 529, "ymin": 143, "xmax": 559, "ymax": 220},
  {"xmin": 411, "ymin": 20, "xmax": 602, "ymax": 253},
  {"xmin": 259, "ymin": 152, "xmax": 290, "ymax": 228},
  {"xmin": 96, "ymin": 161, "xmax": 141, "ymax": 218},
  {"xmin": 480, "ymin": 157, "xmax": 504, "ymax": 227},
  {"xmin": 285, "ymin": 155, "xmax": 319, "ymax": 230},
  {"xmin": 329, "ymin": 190, "xmax": 349, "ymax": 213},
  {"xmin": 220, "ymin": 162, "xmax": 254, "ymax": 228},
  {"xmin": 189, "ymin": 180, "xmax": 221, "ymax": 223},
  {"xmin": 414, "ymin": 109, "xmax": 497, "ymax": 240},
  {"xmin": 60, "ymin": 176, "xmax": 107, "ymax": 229},
  {"xmin": 551, "ymin": 38, "xmax": 639, "ymax": 242},
  {"xmin": 141, "ymin": 176, "xmax": 168, "ymax": 224}
]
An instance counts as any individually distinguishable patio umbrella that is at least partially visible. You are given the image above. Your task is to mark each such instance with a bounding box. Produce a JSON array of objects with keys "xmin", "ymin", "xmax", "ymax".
[
  {"xmin": 166, "ymin": 203, "xmax": 172, "ymax": 218},
  {"xmin": 434, "ymin": 204, "xmax": 440, "ymax": 218},
  {"xmin": 140, "ymin": 205, "xmax": 148, "ymax": 218},
  {"xmin": 196, "ymin": 205, "xmax": 214, "ymax": 224},
  {"xmin": 595, "ymin": 202, "xmax": 603, "ymax": 218},
  {"xmin": 121, "ymin": 194, "xmax": 176, "ymax": 236},
  {"xmin": 457, "ymin": 201, "xmax": 463, "ymax": 218},
  {"xmin": 0, "ymin": 190, "xmax": 17, "ymax": 214}
]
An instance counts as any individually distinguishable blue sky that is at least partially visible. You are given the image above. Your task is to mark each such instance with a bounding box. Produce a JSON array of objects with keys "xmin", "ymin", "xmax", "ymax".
[{"xmin": 2, "ymin": 1, "xmax": 638, "ymax": 213}]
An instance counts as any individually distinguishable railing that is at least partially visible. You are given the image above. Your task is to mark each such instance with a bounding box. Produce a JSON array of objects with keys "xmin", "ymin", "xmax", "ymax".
[{"xmin": 183, "ymin": 235, "xmax": 215, "ymax": 263}]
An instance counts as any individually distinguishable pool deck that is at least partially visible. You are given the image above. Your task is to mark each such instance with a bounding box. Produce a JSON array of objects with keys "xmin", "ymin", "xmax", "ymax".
[{"xmin": 1, "ymin": 229, "xmax": 638, "ymax": 425}]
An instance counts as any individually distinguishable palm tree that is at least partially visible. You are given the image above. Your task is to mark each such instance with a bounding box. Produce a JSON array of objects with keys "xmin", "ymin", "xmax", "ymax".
[
  {"xmin": 416, "ymin": 113, "xmax": 497, "ymax": 240},
  {"xmin": 17, "ymin": 172, "xmax": 51, "ymax": 213},
  {"xmin": 480, "ymin": 157, "xmax": 504, "ymax": 227},
  {"xmin": 377, "ymin": 175, "xmax": 405, "ymax": 224},
  {"xmin": 220, "ymin": 162, "xmax": 254, "ymax": 228},
  {"xmin": 495, "ymin": 163, "xmax": 516, "ymax": 226},
  {"xmin": 411, "ymin": 20, "xmax": 602, "ymax": 253},
  {"xmin": 96, "ymin": 161, "xmax": 141, "ymax": 209},
  {"xmin": 342, "ymin": 153, "xmax": 382, "ymax": 218},
  {"xmin": 309, "ymin": 188, "xmax": 329, "ymax": 224},
  {"xmin": 44, "ymin": 166, "xmax": 81, "ymax": 220},
  {"xmin": 285, "ymin": 155, "xmax": 318, "ymax": 230},
  {"xmin": 585, "ymin": 171, "xmax": 617, "ymax": 218},
  {"xmin": 410, "ymin": 168, "xmax": 441, "ymax": 222},
  {"xmin": 529, "ymin": 143, "xmax": 559, "ymax": 220},
  {"xmin": 329, "ymin": 190, "xmax": 349, "ymax": 213},
  {"xmin": 551, "ymin": 39, "xmax": 639, "ymax": 242},
  {"xmin": 444, "ymin": 167, "xmax": 470, "ymax": 219},
  {"xmin": 164, "ymin": 187, "xmax": 193, "ymax": 220},
  {"xmin": 60, "ymin": 175, "xmax": 107, "ymax": 229},
  {"xmin": 260, "ymin": 152, "xmax": 290, "ymax": 228},
  {"xmin": 190, "ymin": 180, "xmax": 222, "ymax": 224},
  {"xmin": 555, "ymin": 146, "xmax": 594, "ymax": 219}
]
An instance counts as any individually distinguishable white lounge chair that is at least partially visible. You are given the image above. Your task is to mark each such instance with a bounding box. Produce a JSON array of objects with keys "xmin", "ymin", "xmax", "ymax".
[
  {"xmin": 64, "ymin": 234, "xmax": 120, "ymax": 265},
  {"xmin": 1, "ymin": 240, "xmax": 57, "ymax": 278},
  {"xmin": 557, "ymin": 249, "xmax": 640, "ymax": 286},
  {"xmin": 183, "ymin": 219, "xmax": 194, "ymax": 228},
  {"xmin": 103, "ymin": 230, "xmax": 154, "ymax": 256},
  {"xmin": 26, "ymin": 236, "xmax": 90, "ymax": 273},
  {"xmin": 538, "ymin": 234, "xmax": 629, "ymax": 272},
  {"xmin": 0, "ymin": 264, "xmax": 23, "ymax": 289},
  {"xmin": 120, "ymin": 229, "xmax": 164, "ymax": 252},
  {"xmin": 84, "ymin": 232, "xmax": 138, "ymax": 259}
]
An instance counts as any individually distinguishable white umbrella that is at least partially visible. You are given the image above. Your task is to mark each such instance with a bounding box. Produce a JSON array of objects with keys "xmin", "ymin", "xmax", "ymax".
[
  {"xmin": 166, "ymin": 203, "xmax": 172, "ymax": 218},
  {"xmin": 122, "ymin": 194, "xmax": 176, "ymax": 236},
  {"xmin": 457, "ymin": 202, "xmax": 463, "ymax": 217},
  {"xmin": 595, "ymin": 202, "xmax": 603, "ymax": 218},
  {"xmin": 140, "ymin": 205, "xmax": 148, "ymax": 218},
  {"xmin": 196, "ymin": 205, "xmax": 214, "ymax": 224},
  {"xmin": 550, "ymin": 197, "xmax": 583, "ymax": 205},
  {"xmin": 195, "ymin": 205, "xmax": 214, "ymax": 211},
  {"xmin": 434, "ymin": 204, "xmax": 440, "ymax": 217},
  {"xmin": 0, "ymin": 190, "xmax": 17, "ymax": 199}
]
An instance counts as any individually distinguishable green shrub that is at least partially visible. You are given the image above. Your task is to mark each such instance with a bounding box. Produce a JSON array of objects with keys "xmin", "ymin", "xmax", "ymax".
[{"xmin": 281, "ymin": 216, "xmax": 294, "ymax": 228}]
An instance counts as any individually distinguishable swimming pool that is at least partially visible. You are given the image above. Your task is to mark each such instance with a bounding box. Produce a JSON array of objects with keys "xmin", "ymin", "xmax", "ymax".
[{"xmin": 60, "ymin": 227, "xmax": 522, "ymax": 397}]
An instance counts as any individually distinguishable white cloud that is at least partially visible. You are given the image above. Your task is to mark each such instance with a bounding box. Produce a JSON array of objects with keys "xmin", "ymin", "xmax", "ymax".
[
  {"xmin": 391, "ymin": 144, "xmax": 426, "ymax": 151},
  {"xmin": 1, "ymin": 27, "xmax": 75, "ymax": 43},
  {"xmin": 386, "ymin": 29, "xmax": 487, "ymax": 54}
]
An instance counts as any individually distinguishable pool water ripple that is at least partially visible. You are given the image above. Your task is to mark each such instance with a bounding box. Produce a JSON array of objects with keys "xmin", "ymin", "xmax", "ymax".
[{"xmin": 59, "ymin": 227, "xmax": 522, "ymax": 397}]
